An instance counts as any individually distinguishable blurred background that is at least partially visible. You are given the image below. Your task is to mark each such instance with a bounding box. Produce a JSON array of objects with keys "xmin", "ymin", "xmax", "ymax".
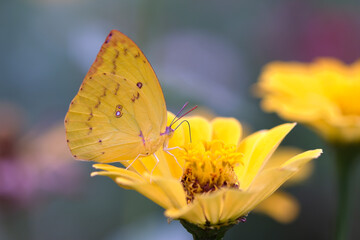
[{"xmin": 1, "ymin": 0, "xmax": 360, "ymax": 239}]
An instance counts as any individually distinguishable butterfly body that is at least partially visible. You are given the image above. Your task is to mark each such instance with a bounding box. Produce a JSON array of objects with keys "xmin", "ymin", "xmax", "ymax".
[{"xmin": 65, "ymin": 30, "xmax": 172, "ymax": 163}]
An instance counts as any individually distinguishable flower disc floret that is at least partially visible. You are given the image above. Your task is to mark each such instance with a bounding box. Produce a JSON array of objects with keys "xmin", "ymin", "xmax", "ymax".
[{"xmin": 181, "ymin": 141, "xmax": 242, "ymax": 203}]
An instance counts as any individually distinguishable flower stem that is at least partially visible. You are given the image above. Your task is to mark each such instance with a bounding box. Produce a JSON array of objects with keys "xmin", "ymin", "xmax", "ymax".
[
  {"xmin": 333, "ymin": 143, "xmax": 359, "ymax": 240},
  {"xmin": 180, "ymin": 220, "xmax": 235, "ymax": 240}
]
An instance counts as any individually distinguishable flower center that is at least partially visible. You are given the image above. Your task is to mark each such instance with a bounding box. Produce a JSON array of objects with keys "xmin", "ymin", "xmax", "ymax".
[{"xmin": 180, "ymin": 140, "xmax": 243, "ymax": 203}]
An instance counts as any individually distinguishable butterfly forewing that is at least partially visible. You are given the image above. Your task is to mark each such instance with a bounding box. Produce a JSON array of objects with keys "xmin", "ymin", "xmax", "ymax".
[
  {"xmin": 65, "ymin": 30, "xmax": 167, "ymax": 162},
  {"xmin": 86, "ymin": 30, "xmax": 167, "ymax": 131}
]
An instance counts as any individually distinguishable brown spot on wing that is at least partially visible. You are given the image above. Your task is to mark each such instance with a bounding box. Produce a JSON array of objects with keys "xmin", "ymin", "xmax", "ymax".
[
  {"xmin": 131, "ymin": 92, "xmax": 140, "ymax": 102},
  {"xmin": 112, "ymin": 49, "xmax": 119, "ymax": 74},
  {"xmin": 114, "ymin": 83, "xmax": 120, "ymax": 95},
  {"xmin": 87, "ymin": 111, "xmax": 93, "ymax": 121},
  {"xmin": 101, "ymin": 88, "xmax": 107, "ymax": 97},
  {"xmin": 95, "ymin": 98, "xmax": 101, "ymax": 108},
  {"xmin": 86, "ymin": 123, "xmax": 93, "ymax": 135}
]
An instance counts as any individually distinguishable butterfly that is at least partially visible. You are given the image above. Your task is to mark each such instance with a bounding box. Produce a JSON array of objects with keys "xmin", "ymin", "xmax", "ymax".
[{"xmin": 65, "ymin": 30, "xmax": 196, "ymax": 167}]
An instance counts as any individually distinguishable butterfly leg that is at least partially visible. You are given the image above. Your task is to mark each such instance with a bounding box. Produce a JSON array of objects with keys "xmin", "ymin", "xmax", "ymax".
[
  {"xmin": 163, "ymin": 146, "xmax": 183, "ymax": 170},
  {"xmin": 149, "ymin": 153, "xmax": 161, "ymax": 182},
  {"xmin": 126, "ymin": 153, "xmax": 146, "ymax": 170}
]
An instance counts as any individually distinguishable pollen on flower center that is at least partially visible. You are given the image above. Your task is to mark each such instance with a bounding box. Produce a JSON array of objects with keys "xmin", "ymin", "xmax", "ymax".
[{"xmin": 180, "ymin": 140, "xmax": 243, "ymax": 203}]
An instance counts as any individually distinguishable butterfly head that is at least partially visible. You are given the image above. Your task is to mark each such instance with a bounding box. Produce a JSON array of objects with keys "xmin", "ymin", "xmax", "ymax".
[
  {"xmin": 161, "ymin": 126, "xmax": 174, "ymax": 150},
  {"xmin": 161, "ymin": 126, "xmax": 175, "ymax": 137}
]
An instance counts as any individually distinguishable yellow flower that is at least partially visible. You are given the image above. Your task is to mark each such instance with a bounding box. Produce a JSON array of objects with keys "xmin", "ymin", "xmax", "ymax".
[
  {"xmin": 253, "ymin": 147, "xmax": 314, "ymax": 224},
  {"xmin": 92, "ymin": 113, "xmax": 321, "ymax": 228},
  {"xmin": 256, "ymin": 58, "xmax": 360, "ymax": 143}
]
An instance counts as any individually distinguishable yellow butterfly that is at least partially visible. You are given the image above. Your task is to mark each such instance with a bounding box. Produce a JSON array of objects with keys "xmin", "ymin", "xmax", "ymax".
[{"xmin": 65, "ymin": 30, "xmax": 195, "ymax": 166}]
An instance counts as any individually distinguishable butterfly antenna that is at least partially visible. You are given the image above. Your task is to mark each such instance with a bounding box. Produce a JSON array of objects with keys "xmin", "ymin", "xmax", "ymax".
[
  {"xmin": 170, "ymin": 105, "xmax": 198, "ymax": 127},
  {"xmin": 174, "ymin": 120, "xmax": 192, "ymax": 143},
  {"xmin": 170, "ymin": 102, "xmax": 189, "ymax": 126}
]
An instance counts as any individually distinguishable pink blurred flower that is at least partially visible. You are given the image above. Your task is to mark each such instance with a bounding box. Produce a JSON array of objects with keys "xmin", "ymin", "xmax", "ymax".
[
  {"xmin": 0, "ymin": 103, "xmax": 82, "ymax": 210},
  {"xmin": 256, "ymin": 2, "xmax": 360, "ymax": 63}
]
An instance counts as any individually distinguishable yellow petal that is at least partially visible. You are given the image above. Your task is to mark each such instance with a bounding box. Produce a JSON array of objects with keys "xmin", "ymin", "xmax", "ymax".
[
  {"xmin": 253, "ymin": 191, "xmax": 300, "ymax": 224},
  {"xmin": 197, "ymin": 191, "xmax": 225, "ymax": 224},
  {"xmin": 117, "ymin": 174, "xmax": 185, "ymax": 210},
  {"xmin": 165, "ymin": 200, "xmax": 207, "ymax": 225},
  {"xmin": 211, "ymin": 117, "xmax": 242, "ymax": 145},
  {"xmin": 121, "ymin": 154, "xmax": 156, "ymax": 177},
  {"xmin": 166, "ymin": 191, "xmax": 226, "ymax": 225},
  {"xmin": 282, "ymin": 149, "xmax": 322, "ymax": 170},
  {"xmin": 119, "ymin": 148, "xmax": 180, "ymax": 179},
  {"xmin": 92, "ymin": 163, "xmax": 144, "ymax": 183},
  {"xmin": 286, "ymin": 160, "xmax": 314, "ymax": 186},
  {"xmin": 220, "ymin": 188, "xmax": 258, "ymax": 222},
  {"xmin": 151, "ymin": 176, "xmax": 187, "ymax": 209},
  {"xmin": 115, "ymin": 178, "xmax": 176, "ymax": 209},
  {"xmin": 161, "ymin": 149, "xmax": 184, "ymax": 180},
  {"xmin": 92, "ymin": 164, "xmax": 182, "ymax": 209},
  {"xmin": 92, "ymin": 163, "xmax": 146, "ymax": 190},
  {"xmin": 262, "ymin": 147, "xmax": 316, "ymax": 186},
  {"xmin": 241, "ymin": 168, "xmax": 299, "ymax": 215},
  {"xmin": 245, "ymin": 150, "xmax": 320, "ymax": 213},
  {"xmin": 167, "ymin": 111, "xmax": 186, "ymax": 148},
  {"xmin": 184, "ymin": 116, "xmax": 212, "ymax": 144},
  {"xmin": 234, "ymin": 130, "xmax": 266, "ymax": 187},
  {"xmin": 237, "ymin": 123, "xmax": 296, "ymax": 190},
  {"xmin": 263, "ymin": 147, "xmax": 303, "ymax": 170},
  {"xmin": 250, "ymin": 150, "xmax": 321, "ymax": 194}
]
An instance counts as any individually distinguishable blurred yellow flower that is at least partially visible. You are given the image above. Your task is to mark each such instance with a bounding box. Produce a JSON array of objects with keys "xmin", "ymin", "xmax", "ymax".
[
  {"xmin": 92, "ymin": 113, "xmax": 321, "ymax": 229},
  {"xmin": 256, "ymin": 58, "xmax": 360, "ymax": 143}
]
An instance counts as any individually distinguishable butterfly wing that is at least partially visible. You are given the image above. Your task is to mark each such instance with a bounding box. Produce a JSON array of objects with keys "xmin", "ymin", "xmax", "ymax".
[{"xmin": 65, "ymin": 30, "xmax": 167, "ymax": 163}]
